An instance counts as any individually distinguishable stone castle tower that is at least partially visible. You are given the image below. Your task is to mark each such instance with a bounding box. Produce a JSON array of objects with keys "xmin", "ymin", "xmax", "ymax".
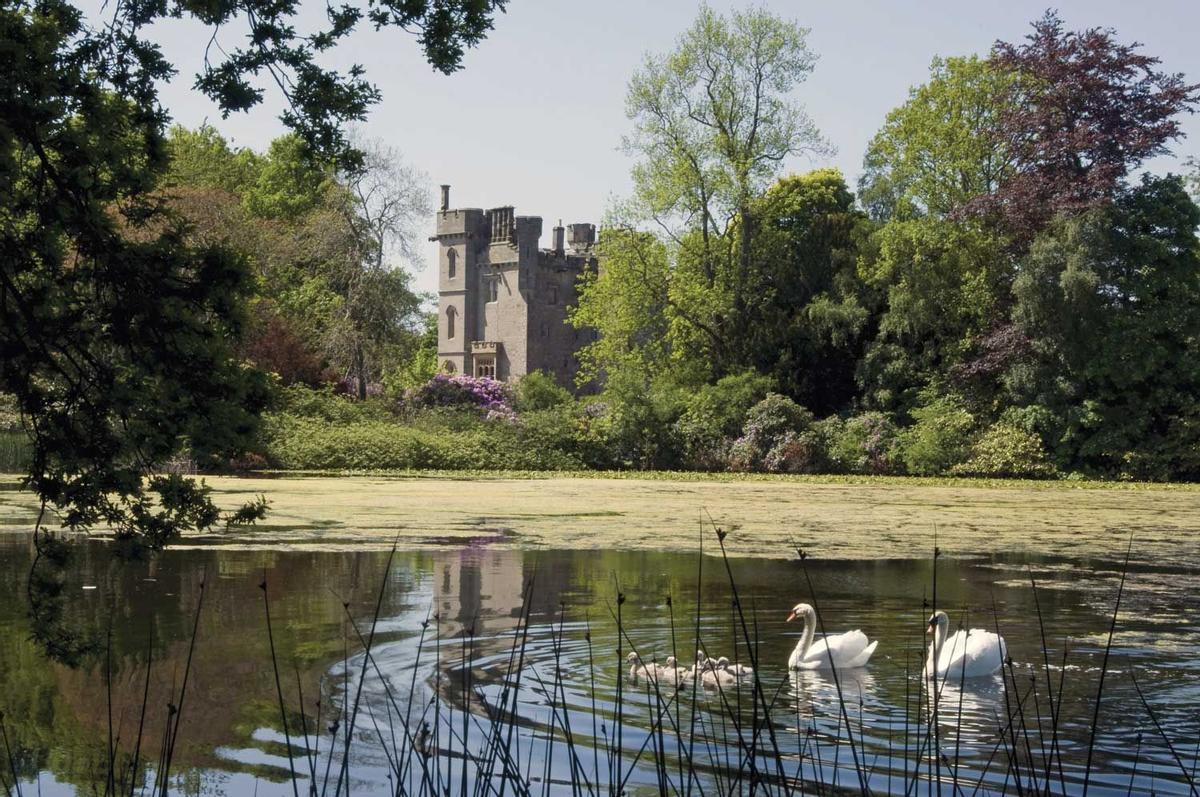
[{"xmin": 432, "ymin": 185, "xmax": 598, "ymax": 388}]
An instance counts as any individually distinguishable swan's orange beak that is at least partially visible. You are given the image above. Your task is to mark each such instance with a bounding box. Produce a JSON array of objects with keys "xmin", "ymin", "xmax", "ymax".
[{"xmin": 785, "ymin": 610, "xmax": 797, "ymax": 623}]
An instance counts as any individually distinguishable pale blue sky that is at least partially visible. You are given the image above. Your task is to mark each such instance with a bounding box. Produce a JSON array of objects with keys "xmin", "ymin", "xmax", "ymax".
[{"xmin": 129, "ymin": 0, "xmax": 1200, "ymax": 294}]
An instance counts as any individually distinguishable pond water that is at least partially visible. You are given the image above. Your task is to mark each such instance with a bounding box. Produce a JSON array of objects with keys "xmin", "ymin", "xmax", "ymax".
[{"xmin": 0, "ymin": 536, "xmax": 1197, "ymax": 796}]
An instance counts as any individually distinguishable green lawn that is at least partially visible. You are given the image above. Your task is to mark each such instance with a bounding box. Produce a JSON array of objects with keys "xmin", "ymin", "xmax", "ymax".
[{"xmin": 3, "ymin": 472, "xmax": 1197, "ymax": 565}]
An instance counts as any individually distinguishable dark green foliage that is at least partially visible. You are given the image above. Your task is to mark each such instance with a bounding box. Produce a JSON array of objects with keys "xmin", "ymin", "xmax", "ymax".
[
  {"xmin": 1, "ymin": 1, "xmax": 271, "ymax": 547},
  {"xmin": 0, "ymin": 0, "xmax": 504, "ymax": 552},
  {"xmin": 0, "ymin": 395, "xmax": 30, "ymax": 472},
  {"xmin": 1008, "ymin": 176, "xmax": 1200, "ymax": 480},
  {"xmin": 747, "ymin": 170, "xmax": 872, "ymax": 414},
  {"xmin": 674, "ymin": 371, "xmax": 774, "ymax": 469},
  {"xmin": 0, "ymin": 431, "xmax": 31, "ymax": 473}
]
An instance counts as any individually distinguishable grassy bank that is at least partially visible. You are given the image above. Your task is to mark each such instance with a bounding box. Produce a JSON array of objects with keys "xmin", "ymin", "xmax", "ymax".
[{"xmin": 246, "ymin": 467, "xmax": 1200, "ymax": 491}]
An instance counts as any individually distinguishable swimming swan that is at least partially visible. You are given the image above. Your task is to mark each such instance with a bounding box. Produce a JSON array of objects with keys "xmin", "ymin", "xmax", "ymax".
[
  {"xmin": 925, "ymin": 610, "xmax": 1007, "ymax": 680},
  {"xmin": 626, "ymin": 651, "xmax": 656, "ymax": 680},
  {"xmin": 786, "ymin": 603, "xmax": 877, "ymax": 670}
]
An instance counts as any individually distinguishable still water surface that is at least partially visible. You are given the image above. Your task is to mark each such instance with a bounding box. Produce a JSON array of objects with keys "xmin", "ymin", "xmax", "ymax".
[{"xmin": 0, "ymin": 538, "xmax": 1196, "ymax": 795}]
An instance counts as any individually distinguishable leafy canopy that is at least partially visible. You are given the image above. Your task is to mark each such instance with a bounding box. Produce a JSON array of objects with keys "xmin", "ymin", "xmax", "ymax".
[{"xmin": 0, "ymin": 0, "xmax": 503, "ymax": 556}]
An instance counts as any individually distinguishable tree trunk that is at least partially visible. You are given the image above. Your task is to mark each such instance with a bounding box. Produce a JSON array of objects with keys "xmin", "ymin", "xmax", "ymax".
[{"xmin": 354, "ymin": 343, "xmax": 367, "ymax": 401}]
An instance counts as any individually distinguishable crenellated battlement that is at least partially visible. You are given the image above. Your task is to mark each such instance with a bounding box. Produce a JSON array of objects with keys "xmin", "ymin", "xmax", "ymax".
[{"xmin": 432, "ymin": 186, "xmax": 598, "ymax": 390}]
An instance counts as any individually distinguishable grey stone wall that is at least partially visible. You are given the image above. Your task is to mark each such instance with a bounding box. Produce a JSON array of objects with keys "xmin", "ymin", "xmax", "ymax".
[{"xmin": 433, "ymin": 189, "xmax": 596, "ymax": 389}]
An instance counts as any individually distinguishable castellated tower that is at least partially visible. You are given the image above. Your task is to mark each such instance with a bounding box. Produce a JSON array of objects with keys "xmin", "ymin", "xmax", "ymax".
[{"xmin": 432, "ymin": 185, "xmax": 598, "ymax": 389}]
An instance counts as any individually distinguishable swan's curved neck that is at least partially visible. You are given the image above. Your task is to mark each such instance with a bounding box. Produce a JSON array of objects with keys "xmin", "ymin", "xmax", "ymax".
[
  {"xmin": 800, "ymin": 607, "xmax": 816, "ymax": 657},
  {"xmin": 928, "ymin": 614, "xmax": 947, "ymax": 672}
]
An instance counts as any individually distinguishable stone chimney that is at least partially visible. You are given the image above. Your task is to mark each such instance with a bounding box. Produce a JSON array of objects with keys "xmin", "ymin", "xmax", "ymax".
[
  {"xmin": 568, "ymin": 223, "xmax": 596, "ymax": 252},
  {"xmin": 552, "ymin": 219, "xmax": 565, "ymax": 254},
  {"xmin": 440, "ymin": 184, "xmax": 450, "ymax": 212}
]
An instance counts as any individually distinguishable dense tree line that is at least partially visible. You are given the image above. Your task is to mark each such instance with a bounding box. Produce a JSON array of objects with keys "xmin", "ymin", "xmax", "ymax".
[
  {"xmin": 164, "ymin": 127, "xmax": 435, "ymax": 398},
  {"xmin": 572, "ymin": 9, "xmax": 1200, "ymax": 481}
]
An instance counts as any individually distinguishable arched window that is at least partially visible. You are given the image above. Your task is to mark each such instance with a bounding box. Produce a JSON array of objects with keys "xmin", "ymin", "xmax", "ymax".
[
  {"xmin": 446, "ymin": 306, "xmax": 457, "ymax": 339},
  {"xmin": 446, "ymin": 247, "xmax": 457, "ymax": 279},
  {"xmin": 442, "ymin": 360, "xmax": 456, "ymax": 374}
]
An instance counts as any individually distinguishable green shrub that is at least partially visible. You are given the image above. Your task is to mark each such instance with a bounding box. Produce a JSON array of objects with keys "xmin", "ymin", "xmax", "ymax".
[
  {"xmin": 275, "ymin": 383, "xmax": 393, "ymax": 424},
  {"xmin": 515, "ymin": 406, "xmax": 585, "ymax": 466},
  {"xmin": 897, "ymin": 392, "xmax": 975, "ymax": 475},
  {"xmin": 952, "ymin": 422, "xmax": 1058, "ymax": 478},
  {"xmin": 263, "ymin": 415, "xmax": 581, "ymax": 471},
  {"xmin": 0, "ymin": 430, "xmax": 32, "ymax": 473},
  {"xmin": 514, "ymin": 371, "xmax": 573, "ymax": 412},
  {"xmin": 825, "ymin": 412, "xmax": 901, "ymax": 475},
  {"xmin": 0, "ymin": 394, "xmax": 31, "ymax": 473},
  {"xmin": 405, "ymin": 406, "xmax": 495, "ymax": 433},
  {"xmin": 674, "ymin": 371, "xmax": 774, "ymax": 469},
  {"xmin": 578, "ymin": 374, "xmax": 685, "ymax": 469}
]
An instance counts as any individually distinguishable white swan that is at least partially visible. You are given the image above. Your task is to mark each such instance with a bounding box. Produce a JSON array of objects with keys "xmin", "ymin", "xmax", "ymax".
[
  {"xmin": 786, "ymin": 603, "xmax": 878, "ymax": 670},
  {"xmin": 716, "ymin": 656, "xmax": 754, "ymax": 678},
  {"xmin": 626, "ymin": 651, "xmax": 656, "ymax": 680},
  {"xmin": 658, "ymin": 655, "xmax": 689, "ymax": 686},
  {"xmin": 925, "ymin": 610, "xmax": 1007, "ymax": 680},
  {"xmin": 684, "ymin": 650, "xmax": 711, "ymax": 682},
  {"xmin": 697, "ymin": 658, "xmax": 737, "ymax": 688}
]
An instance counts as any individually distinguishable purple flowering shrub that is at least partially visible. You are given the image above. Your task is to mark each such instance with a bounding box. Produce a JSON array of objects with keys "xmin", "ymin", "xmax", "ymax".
[
  {"xmin": 406, "ymin": 374, "xmax": 516, "ymax": 420},
  {"xmin": 727, "ymin": 393, "xmax": 821, "ymax": 472}
]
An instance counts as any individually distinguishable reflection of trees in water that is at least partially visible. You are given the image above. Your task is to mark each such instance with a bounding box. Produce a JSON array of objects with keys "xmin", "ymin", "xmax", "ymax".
[
  {"xmin": 1, "ymin": 541, "xmax": 430, "ymax": 791},
  {"xmin": 26, "ymin": 534, "xmax": 100, "ymax": 667},
  {"xmin": 2, "ymin": 543, "xmax": 1198, "ymax": 795}
]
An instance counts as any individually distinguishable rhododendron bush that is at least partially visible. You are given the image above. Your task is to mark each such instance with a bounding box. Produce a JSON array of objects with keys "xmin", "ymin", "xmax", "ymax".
[{"xmin": 406, "ymin": 374, "xmax": 516, "ymax": 420}]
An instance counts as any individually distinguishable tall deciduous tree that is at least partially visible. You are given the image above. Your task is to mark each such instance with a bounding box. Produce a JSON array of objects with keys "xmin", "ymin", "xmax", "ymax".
[
  {"xmin": 333, "ymin": 137, "xmax": 431, "ymax": 399},
  {"xmin": 856, "ymin": 216, "xmax": 1009, "ymax": 412},
  {"xmin": 860, "ymin": 56, "xmax": 1017, "ymax": 221},
  {"xmin": 1008, "ymin": 176, "xmax": 1200, "ymax": 479},
  {"xmin": 745, "ymin": 169, "xmax": 870, "ymax": 414},
  {"xmin": 979, "ymin": 11, "xmax": 1200, "ymax": 239},
  {"xmin": 166, "ymin": 128, "xmax": 431, "ymax": 397},
  {"xmin": 617, "ymin": 4, "xmax": 829, "ymax": 374},
  {"xmin": 855, "ymin": 56, "xmax": 1018, "ymax": 413},
  {"xmin": 571, "ymin": 223, "xmax": 674, "ymax": 389}
]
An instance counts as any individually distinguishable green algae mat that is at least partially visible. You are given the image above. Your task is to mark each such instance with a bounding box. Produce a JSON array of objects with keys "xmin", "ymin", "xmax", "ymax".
[{"xmin": 2, "ymin": 473, "xmax": 1197, "ymax": 565}]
